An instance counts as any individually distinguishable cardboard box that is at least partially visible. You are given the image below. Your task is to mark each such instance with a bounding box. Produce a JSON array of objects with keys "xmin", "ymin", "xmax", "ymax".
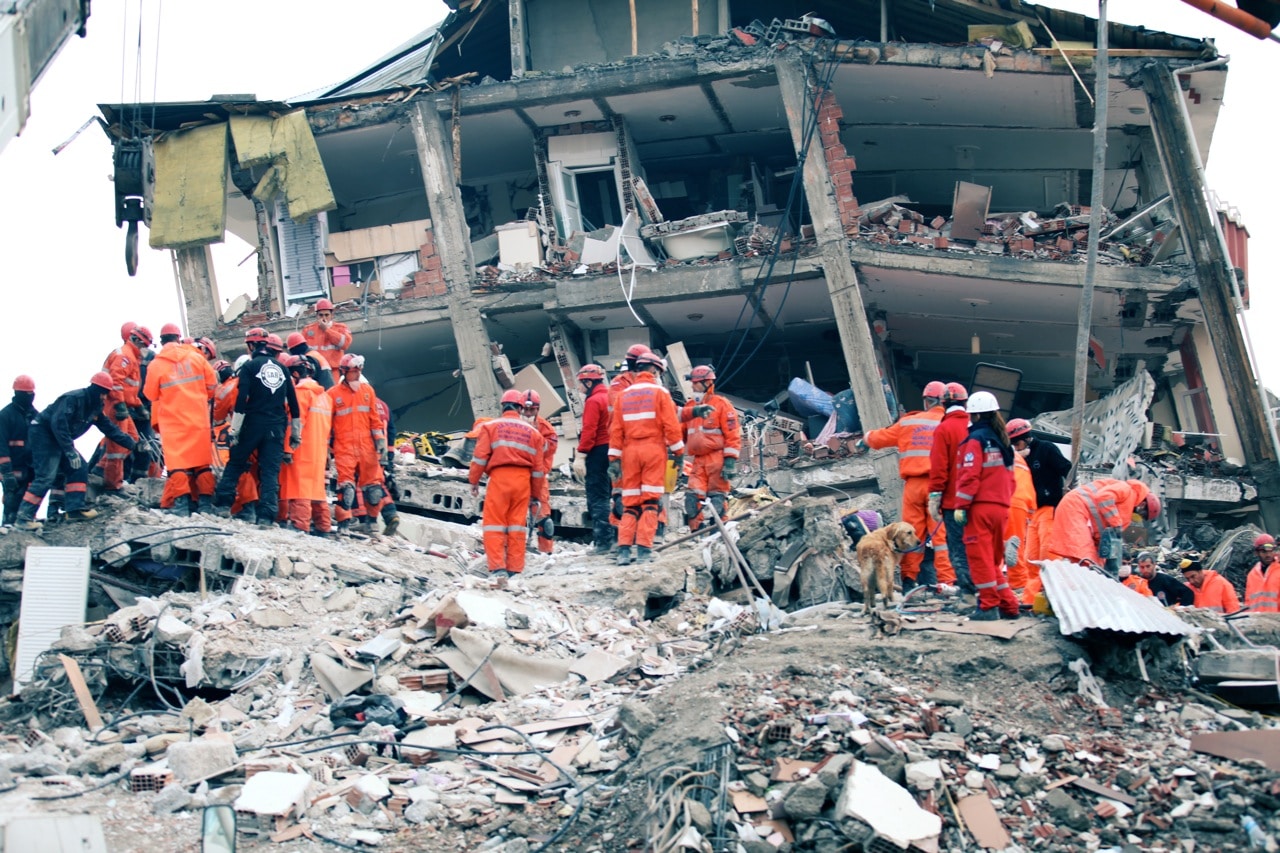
[{"xmin": 328, "ymin": 219, "xmax": 433, "ymax": 263}]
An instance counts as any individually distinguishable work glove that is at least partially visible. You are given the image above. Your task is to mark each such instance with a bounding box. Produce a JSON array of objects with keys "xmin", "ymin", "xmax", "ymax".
[
  {"xmin": 289, "ymin": 418, "xmax": 303, "ymax": 450},
  {"xmin": 1004, "ymin": 535, "xmax": 1021, "ymax": 569},
  {"xmin": 667, "ymin": 447, "xmax": 682, "ymax": 462},
  {"xmin": 572, "ymin": 454, "xmax": 586, "ymax": 482},
  {"xmin": 113, "ymin": 402, "xmax": 130, "ymax": 421},
  {"xmin": 607, "ymin": 459, "xmax": 622, "ymax": 482},
  {"xmin": 853, "ymin": 439, "xmax": 868, "ymax": 454},
  {"xmin": 722, "ymin": 457, "xmax": 738, "ymax": 480},
  {"xmin": 691, "ymin": 404, "xmax": 714, "ymax": 419},
  {"xmin": 529, "ymin": 499, "xmax": 541, "ymax": 518},
  {"xmin": 228, "ymin": 412, "xmax": 245, "ymax": 447},
  {"xmin": 129, "ymin": 405, "xmax": 150, "ymax": 424},
  {"xmin": 65, "ymin": 451, "xmax": 82, "ymax": 471},
  {"xmin": 927, "ymin": 492, "xmax": 942, "ymax": 522},
  {"xmin": 374, "ymin": 437, "xmax": 388, "ymax": 456},
  {"xmin": 952, "ymin": 508, "xmax": 967, "ymax": 526},
  {"xmin": 283, "ymin": 451, "xmax": 294, "ymax": 465}
]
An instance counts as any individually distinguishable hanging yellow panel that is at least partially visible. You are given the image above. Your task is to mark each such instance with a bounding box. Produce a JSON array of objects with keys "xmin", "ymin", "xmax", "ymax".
[
  {"xmin": 230, "ymin": 110, "xmax": 336, "ymax": 222},
  {"xmin": 148, "ymin": 123, "xmax": 228, "ymax": 249}
]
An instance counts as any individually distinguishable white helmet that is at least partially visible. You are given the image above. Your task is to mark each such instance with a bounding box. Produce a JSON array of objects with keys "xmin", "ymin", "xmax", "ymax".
[
  {"xmin": 233, "ymin": 354, "xmax": 252, "ymax": 371},
  {"xmin": 966, "ymin": 391, "xmax": 1000, "ymax": 413}
]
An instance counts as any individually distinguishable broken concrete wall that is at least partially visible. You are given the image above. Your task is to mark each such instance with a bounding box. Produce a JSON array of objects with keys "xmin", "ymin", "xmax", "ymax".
[{"xmin": 526, "ymin": 0, "xmax": 719, "ymax": 70}]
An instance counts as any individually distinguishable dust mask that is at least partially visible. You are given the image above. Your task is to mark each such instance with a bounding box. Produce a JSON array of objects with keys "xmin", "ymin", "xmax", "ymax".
[
  {"xmin": 692, "ymin": 391, "xmax": 705, "ymax": 402},
  {"xmin": 1017, "ymin": 446, "xmax": 1030, "ymax": 458}
]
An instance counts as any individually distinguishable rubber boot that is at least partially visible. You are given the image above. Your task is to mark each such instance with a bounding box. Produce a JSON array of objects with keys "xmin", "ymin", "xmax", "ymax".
[
  {"xmin": 166, "ymin": 499, "xmax": 191, "ymax": 517},
  {"xmin": 901, "ymin": 575, "xmax": 918, "ymax": 594},
  {"xmin": 615, "ymin": 547, "xmax": 633, "ymax": 566},
  {"xmin": 66, "ymin": 507, "xmax": 99, "ymax": 522},
  {"xmin": 196, "ymin": 495, "xmax": 214, "ymax": 514},
  {"xmin": 970, "ymin": 607, "xmax": 1000, "ymax": 622},
  {"xmin": 16, "ymin": 501, "xmax": 41, "ymax": 532},
  {"xmin": 336, "ymin": 519, "xmax": 352, "ymax": 534},
  {"xmin": 635, "ymin": 546, "xmax": 654, "ymax": 563},
  {"xmin": 381, "ymin": 504, "xmax": 401, "ymax": 537}
]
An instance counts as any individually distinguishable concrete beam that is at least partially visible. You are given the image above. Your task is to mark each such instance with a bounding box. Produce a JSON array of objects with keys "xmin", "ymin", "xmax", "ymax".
[
  {"xmin": 173, "ymin": 246, "xmax": 221, "ymax": 339},
  {"xmin": 509, "ymin": 0, "xmax": 529, "ymax": 76},
  {"xmin": 411, "ymin": 101, "xmax": 504, "ymax": 420}
]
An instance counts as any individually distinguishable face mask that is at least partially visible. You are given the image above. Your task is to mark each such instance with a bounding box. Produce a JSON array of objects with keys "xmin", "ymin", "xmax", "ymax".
[
  {"xmin": 1017, "ymin": 446, "xmax": 1030, "ymax": 458},
  {"xmin": 692, "ymin": 391, "xmax": 705, "ymax": 402},
  {"xmin": 521, "ymin": 412, "xmax": 536, "ymax": 424},
  {"xmin": 346, "ymin": 375, "xmax": 362, "ymax": 388}
]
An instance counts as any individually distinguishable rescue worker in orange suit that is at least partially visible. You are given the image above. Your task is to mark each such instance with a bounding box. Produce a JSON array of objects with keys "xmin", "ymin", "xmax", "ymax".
[
  {"xmin": 1047, "ymin": 478, "xmax": 1161, "ymax": 568},
  {"xmin": 287, "ymin": 332, "xmax": 333, "ymax": 390},
  {"xmin": 1002, "ymin": 418, "xmax": 1037, "ymax": 593},
  {"xmin": 281, "ymin": 354, "xmax": 333, "ymax": 537},
  {"xmin": 212, "ymin": 354, "xmax": 260, "ymax": 519},
  {"xmin": 679, "ymin": 365, "xmax": 741, "ymax": 533},
  {"xmin": 0, "ymin": 375, "xmax": 39, "ymax": 526},
  {"xmin": 609, "ymin": 351, "xmax": 684, "ymax": 565},
  {"xmin": 194, "ymin": 337, "xmax": 218, "ymax": 363},
  {"xmin": 212, "ymin": 332, "xmax": 301, "ymax": 527},
  {"xmin": 859, "ymin": 380, "xmax": 951, "ymax": 590},
  {"xmin": 574, "ymin": 364, "xmax": 613, "ymax": 554},
  {"xmin": 16, "ymin": 373, "xmax": 135, "ymax": 530},
  {"xmin": 97, "ymin": 324, "xmax": 152, "ymax": 492},
  {"xmin": 1181, "ymin": 559, "xmax": 1241, "ymax": 613},
  {"xmin": 607, "ymin": 344, "xmax": 652, "ymax": 543},
  {"xmin": 328, "ymin": 354, "xmax": 401, "ymax": 536},
  {"xmin": 144, "ymin": 324, "xmax": 218, "ymax": 516},
  {"xmin": 302, "ymin": 298, "xmax": 353, "ymax": 383},
  {"xmin": 518, "ymin": 390, "xmax": 558, "ymax": 554},
  {"xmin": 951, "ymin": 391, "xmax": 1020, "ymax": 620},
  {"xmin": 469, "ymin": 389, "xmax": 545, "ymax": 588},
  {"xmin": 928, "ymin": 383, "xmax": 975, "ymax": 593},
  {"xmin": 1245, "ymin": 534, "xmax": 1280, "ymax": 613}
]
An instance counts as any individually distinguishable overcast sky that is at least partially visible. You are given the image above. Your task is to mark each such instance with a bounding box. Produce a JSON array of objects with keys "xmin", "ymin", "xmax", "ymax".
[{"xmin": 0, "ymin": 0, "xmax": 1274, "ymax": 443}]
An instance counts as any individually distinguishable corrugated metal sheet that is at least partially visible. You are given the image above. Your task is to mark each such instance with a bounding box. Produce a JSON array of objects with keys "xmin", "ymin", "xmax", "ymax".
[
  {"xmin": 1040, "ymin": 559, "xmax": 1199, "ymax": 638},
  {"xmin": 14, "ymin": 546, "xmax": 90, "ymax": 686}
]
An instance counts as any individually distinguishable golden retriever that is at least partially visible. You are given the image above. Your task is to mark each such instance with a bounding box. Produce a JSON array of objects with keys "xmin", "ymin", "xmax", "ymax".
[{"xmin": 856, "ymin": 521, "xmax": 920, "ymax": 614}]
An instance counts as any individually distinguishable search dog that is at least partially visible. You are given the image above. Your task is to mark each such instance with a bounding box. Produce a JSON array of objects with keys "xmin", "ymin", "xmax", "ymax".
[{"xmin": 856, "ymin": 521, "xmax": 920, "ymax": 614}]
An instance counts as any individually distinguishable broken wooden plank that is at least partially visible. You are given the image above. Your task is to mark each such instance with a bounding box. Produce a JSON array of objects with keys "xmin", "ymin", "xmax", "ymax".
[
  {"xmin": 1070, "ymin": 777, "xmax": 1137, "ymax": 808},
  {"xmin": 57, "ymin": 654, "xmax": 103, "ymax": 731},
  {"xmin": 957, "ymin": 792, "xmax": 1011, "ymax": 849}
]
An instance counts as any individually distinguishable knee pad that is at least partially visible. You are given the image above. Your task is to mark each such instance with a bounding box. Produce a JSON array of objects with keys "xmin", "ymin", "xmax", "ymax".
[
  {"xmin": 684, "ymin": 492, "xmax": 701, "ymax": 519},
  {"xmin": 612, "ymin": 493, "xmax": 624, "ymax": 519},
  {"xmin": 624, "ymin": 506, "xmax": 641, "ymax": 520},
  {"xmin": 338, "ymin": 482, "xmax": 357, "ymax": 510},
  {"xmin": 641, "ymin": 500, "xmax": 661, "ymax": 517},
  {"xmin": 709, "ymin": 493, "xmax": 727, "ymax": 518},
  {"xmin": 362, "ymin": 484, "xmax": 386, "ymax": 507}
]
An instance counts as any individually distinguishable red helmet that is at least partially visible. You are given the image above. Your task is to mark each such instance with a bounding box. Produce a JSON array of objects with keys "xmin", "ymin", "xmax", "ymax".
[
  {"xmin": 280, "ymin": 354, "xmax": 301, "ymax": 369},
  {"xmin": 944, "ymin": 382, "xmax": 968, "ymax": 403},
  {"xmin": 636, "ymin": 351, "xmax": 666, "ymax": 372},
  {"xmin": 195, "ymin": 337, "xmax": 218, "ymax": 359},
  {"xmin": 264, "ymin": 334, "xmax": 285, "ymax": 353},
  {"xmin": 923, "ymin": 380, "xmax": 947, "ymax": 399},
  {"xmin": 130, "ymin": 326, "xmax": 154, "ymax": 348},
  {"xmin": 286, "ymin": 332, "xmax": 307, "ymax": 350},
  {"xmin": 577, "ymin": 364, "xmax": 606, "ymax": 382},
  {"xmin": 339, "ymin": 353, "xmax": 365, "ymax": 371},
  {"xmin": 687, "ymin": 365, "xmax": 716, "ymax": 384},
  {"xmin": 500, "ymin": 389, "xmax": 524, "ymax": 407},
  {"xmin": 120, "ymin": 321, "xmax": 138, "ymax": 342},
  {"xmin": 625, "ymin": 344, "xmax": 651, "ymax": 360},
  {"xmin": 89, "ymin": 371, "xmax": 114, "ymax": 391},
  {"xmin": 316, "ymin": 298, "xmax": 335, "ymax": 312},
  {"xmin": 1142, "ymin": 492, "xmax": 1162, "ymax": 520},
  {"xmin": 12, "ymin": 375, "xmax": 35, "ymax": 393},
  {"xmin": 245, "ymin": 327, "xmax": 268, "ymax": 345},
  {"xmin": 211, "ymin": 359, "xmax": 231, "ymax": 373},
  {"xmin": 1254, "ymin": 534, "xmax": 1275, "ymax": 550},
  {"xmin": 1006, "ymin": 418, "xmax": 1032, "ymax": 440},
  {"xmin": 160, "ymin": 322, "xmax": 182, "ymax": 338},
  {"xmin": 521, "ymin": 390, "xmax": 541, "ymax": 408}
]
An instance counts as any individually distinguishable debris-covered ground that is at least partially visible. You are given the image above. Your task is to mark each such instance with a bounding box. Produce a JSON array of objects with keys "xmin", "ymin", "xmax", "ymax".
[{"xmin": 0, "ymin": 490, "xmax": 1278, "ymax": 853}]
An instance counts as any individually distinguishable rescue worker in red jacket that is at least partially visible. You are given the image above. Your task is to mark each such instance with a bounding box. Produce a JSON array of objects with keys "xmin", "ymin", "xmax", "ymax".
[
  {"xmin": 928, "ymin": 382, "xmax": 974, "ymax": 593},
  {"xmin": 1245, "ymin": 534, "xmax": 1280, "ymax": 613},
  {"xmin": 1048, "ymin": 478, "xmax": 1160, "ymax": 568},
  {"xmin": 679, "ymin": 365, "xmax": 741, "ymax": 533},
  {"xmin": 607, "ymin": 344, "xmax": 652, "ymax": 538},
  {"xmin": 859, "ymin": 380, "xmax": 950, "ymax": 589},
  {"xmin": 144, "ymin": 324, "xmax": 218, "ymax": 515},
  {"xmin": 952, "ymin": 391, "xmax": 1020, "ymax": 620},
  {"xmin": 328, "ymin": 354, "xmax": 400, "ymax": 535},
  {"xmin": 575, "ymin": 364, "xmax": 613, "ymax": 553},
  {"xmin": 609, "ymin": 351, "xmax": 684, "ymax": 565},
  {"xmin": 1003, "ymin": 418, "xmax": 1037, "ymax": 593},
  {"xmin": 519, "ymin": 390, "xmax": 558, "ymax": 554},
  {"xmin": 97, "ymin": 324, "xmax": 152, "ymax": 492},
  {"xmin": 302, "ymin": 298, "xmax": 353, "ymax": 383},
  {"xmin": 0, "ymin": 375, "xmax": 39, "ymax": 526},
  {"xmin": 16, "ymin": 373, "xmax": 135, "ymax": 530},
  {"xmin": 1181, "ymin": 559, "xmax": 1241, "ymax": 613},
  {"xmin": 281, "ymin": 355, "xmax": 334, "ymax": 536},
  {"xmin": 470, "ymin": 389, "xmax": 546, "ymax": 588}
]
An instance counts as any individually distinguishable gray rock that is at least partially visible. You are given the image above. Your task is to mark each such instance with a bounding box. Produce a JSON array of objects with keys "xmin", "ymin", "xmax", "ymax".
[
  {"xmin": 167, "ymin": 739, "xmax": 236, "ymax": 785},
  {"xmin": 686, "ymin": 799, "xmax": 712, "ymax": 834},
  {"xmin": 994, "ymin": 763, "xmax": 1020, "ymax": 781},
  {"xmin": 152, "ymin": 783, "xmax": 194, "ymax": 815},
  {"xmin": 1041, "ymin": 735, "xmax": 1068, "ymax": 753},
  {"xmin": 616, "ymin": 701, "xmax": 658, "ymax": 741},
  {"xmin": 274, "ymin": 557, "xmax": 294, "ymax": 578},
  {"xmin": 1179, "ymin": 703, "xmax": 1218, "ymax": 724},
  {"xmin": 73, "ymin": 743, "xmax": 129, "ymax": 776},
  {"xmin": 155, "ymin": 613, "xmax": 195, "ymax": 645},
  {"xmin": 818, "ymin": 754, "xmax": 854, "ymax": 789},
  {"xmin": 784, "ymin": 776, "xmax": 829, "ymax": 819},
  {"xmin": 249, "ymin": 607, "xmax": 295, "ymax": 628},
  {"xmin": 293, "ymin": 562, "xmax": 315, "ymax": 578},
  {"xmin": 325, "ymin": 587, "xmax": 359, "ymax": 612},
  {"xmin": 926, "ymin": 689, "xmax": 965, "ymax": 707},
  {"xmin": 1045, "ymin": 788, "xmax": 1090, "ymax": 831},
  {"xmin": 404, "ymin": 799, "xmax": 447, "ymax": 825},
  {"xmin": 744, "ymin": 771, "xmax": 770, "ymax": 795},
  {"xmin": 949, "ymin": 712, "xmax": 974, "ymax": 738},
  {"xmin": 1012, "ymin": 773, "xmax": 1043, "ymax": 797}
]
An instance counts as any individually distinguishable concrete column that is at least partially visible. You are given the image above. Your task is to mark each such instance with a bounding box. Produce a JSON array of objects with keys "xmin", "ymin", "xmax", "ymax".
[
  {"xmin": 411, "ymin": 101, "xmax": 503, "ymax": 420},
  {"xmin": 173, "ymin": 245, "xmax": 220, "ymax": 339},
  {"xmin": 775, "ymin": 56, "xmax": 899, "ymax": 501},
  {"xmin": 509, "ymin": 0, "xmax": 529, "ymax": 75}
]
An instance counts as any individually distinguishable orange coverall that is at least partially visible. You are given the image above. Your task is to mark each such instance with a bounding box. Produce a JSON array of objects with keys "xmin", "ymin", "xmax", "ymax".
[
  {"xmin": 609, "ymin": 370, "xmax": 684, "ymax": 550},
  {"xmin": 285, "ymin": 378, "xmax": 333, "ymax": 534},
  {"xmin": 607, "ymin": 371, "xmax": 638, "ymax": 528},
  {"xmin": 99, "ymin": 340, "xmax": 144, "ymax": 490},
  {"xmin": 1192, "ymin": 570, "xmax": 1241, "ymax": 613},
  {"xmin": 1004, "ymin": 454, "xmax": 1036, "ymax": 590},
  {"xmin": 212, "ymin": 376, "xmax": 259, "ymax": 513},
  {"xmin": 864, "ymin": 406, "xmax": 952, "ymax": 583},
  {"xmin": 533, "ymin": 415, "xmax": 558, "ymax": 553},
  {"xmin": 679, "ymin": 390, "xmax": 741, "ymax": 531},
  {"xmin": 1244, "ymin": 559, "xmax": 1280, "ymax": 613},
  {"xmin": 302, "ymin": 320, "xmax": 353, "ymax": 382},
  {"xmin": 328, "ymin": 379, "xmax": 390, "ymax": 523},
  {"xmin": 143, "ymin": 342, "xmax": 217, "ymax": 509},
  {"xmin": 1121, "ymin": 574, "xmax": 1153, "ymax": 596},
  {"xmin": 470, "ymin": 411, "xmax": 544, "ymax": 574},
  {"xmin": 1047, "ymin": 478, "xmax": 1151, "ymax": 566}
]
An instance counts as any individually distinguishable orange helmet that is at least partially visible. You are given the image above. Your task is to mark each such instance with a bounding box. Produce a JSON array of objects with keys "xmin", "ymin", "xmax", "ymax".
[
  {"xmin": 923, "ymin": 380, "xmax": 947, "ymax": 399},
  {"xmin": 687, "ymin": 365, "xmax": 716, "ymax": 384},
  {"xmin": 90, "ymin": 371, "xmax": 114, "ymax": 391},
  {"xmin": 160, "ymin": 322, "xmax": 182, "ymax": 338},
  {"xmin": 577, "ymin": 364, "xmax": 606, "ymax": 382},
  {"xmin": 245, "ymin": 327, "xmax": 269, "ymax": 345},
  {"xmin": 625, "ymin": 344, "xmax": 651, "ymax": 360},
  {"xmin": 636, "ymin": 351, "xmax": 666, "ymax": 373},
  {"xmin": 944, "ymin": 382, "xmax": 968, "ymax": 403},
  {"xmin": 130, "ymin": 326, "xmax": 154, "ymax": 348},
  {"xmin": 264, "ymin": 334, "xmax": 285, "ymax": 354},
  {"xmin": 1006, "ymin": 418, "xmax": 1032, "ymax": 440},
  {"xmin": 1142, "ymin": 492, "xmax": 1162, "ymax": 520},
  {"xmin": 500, "ymin": 389, "xmax": 524, "ymax": 408},
  {"xmin": 521, "ymin": 390, "xmax": 541, "ymax": 409},
  {"xmin": 12, "ymin": 375, "xmax": 35, "ymax": 393},
  {"xmin": 286, "ymin": 332, "xmax": 307, "ymax": 350},
  {"xmin": 339, "ymin": 353, "xmax": 365, "ymax": 371},
  {"xmin": 280, "ymin": 354, "xmax": 302, "ymax": 370},
  {"xmin": 195, "ymin": 337, "xmax": 218, "ymax": 359},
  {"xmin": 120, "ymin": 321, "xmax": 138, "ymax": 342},
  {"xmin": 316, "ymin": 298, "xmax": 335, "ymax": 312}
]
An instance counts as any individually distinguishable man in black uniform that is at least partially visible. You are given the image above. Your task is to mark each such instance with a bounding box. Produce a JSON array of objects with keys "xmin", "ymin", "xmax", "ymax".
[
  {"xmin": 212, "ymin": 333, "xmax": 301, "ymax": 527},
  {"xmin": 0, "ymin": 375, "xmax": 39, "ymax": 526},
  {"xmin": 16, "ymin": 372, "xmax": 137, "ymax": 531},
  {"xmin": 1012, "ymin": 429, "xmax": 1073, "ymax": 566},
  {"xmin": 1136, "ymin": 551, "xmax": 1196, "ymax": 607}
]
